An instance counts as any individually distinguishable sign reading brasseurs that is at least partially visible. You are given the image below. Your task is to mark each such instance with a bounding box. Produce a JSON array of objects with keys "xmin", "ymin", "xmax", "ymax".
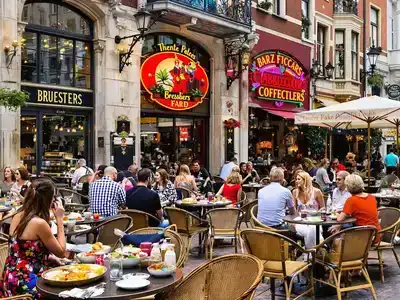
[{"xmin": 21, "ymin": 86, "xmax": 94, "ymax": 108}]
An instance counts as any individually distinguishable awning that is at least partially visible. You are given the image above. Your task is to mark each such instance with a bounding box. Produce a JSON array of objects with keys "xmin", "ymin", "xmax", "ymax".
[
  {"xmin": 264, "ymin": 109, "xmax": 294, "ymax": 119},
  {"xmin": 317, "ymin": 98, "xmax": 340, "ymax": 107}
]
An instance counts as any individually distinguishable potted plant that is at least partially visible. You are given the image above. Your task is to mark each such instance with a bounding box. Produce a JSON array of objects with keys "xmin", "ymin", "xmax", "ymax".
[
  {"xmin": 0, "ymin": 88, "xmax": 29, "ymax": 111},
  {"xmin": 301, "ymin": 15, "xmax": 311, "ymax": 33},
  {"xmin": 257, "ymin": 1, "xmax": 272, "ymax": 11},
  {"xmin": 190, "ymin": 88, "xmax": 203, "ymax": 102},
  {"xmin": 150, "ymin": 84, "xmax": 165, "ymax": 98},
  {"xmin": 367, "ymin": 73, "xmax": 384, "ymax": 87},
  {"xmin": 223, "ymin": 118, "xmax": 241, "ymax": 129}
]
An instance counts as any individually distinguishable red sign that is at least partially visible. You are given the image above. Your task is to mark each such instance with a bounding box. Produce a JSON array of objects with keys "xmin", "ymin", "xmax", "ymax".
[
  {"xmin": 140, "ymin": 46, "xmax": 209, "ymax": 111},
  {"xmin": 249, "ymin": 50, "xmax": 308, "ymax": 107}
]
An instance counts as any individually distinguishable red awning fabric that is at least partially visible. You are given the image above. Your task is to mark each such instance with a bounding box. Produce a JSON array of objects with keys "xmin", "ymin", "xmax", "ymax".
[{"xmin": 264, "ymin": 109, "xmax": 295, "ymax": 119}]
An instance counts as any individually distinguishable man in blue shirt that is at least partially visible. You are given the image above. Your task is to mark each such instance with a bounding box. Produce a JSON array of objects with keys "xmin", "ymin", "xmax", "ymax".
[
  {"xmin": 258, "ymin": 168, "xmax": 297, "ymax": 239},
  {"xmin": 384, "ymin": 148, "xmax": 399, "ymax": 175}
]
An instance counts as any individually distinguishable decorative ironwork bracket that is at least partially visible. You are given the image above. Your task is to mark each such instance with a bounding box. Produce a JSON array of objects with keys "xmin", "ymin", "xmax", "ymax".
[
  {"xmin": 115, "ymin": 11, "xmax": 167, "ymax": 73},
  {"xmin": 225, "ymin": 35, "xmax": 248, "ymax": 90}
]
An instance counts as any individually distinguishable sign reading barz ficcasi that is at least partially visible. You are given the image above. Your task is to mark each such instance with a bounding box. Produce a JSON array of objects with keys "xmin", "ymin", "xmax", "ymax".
[
  {"xmin": 249, "ymin": 50, "xmax": 309, "ymax": 107},
  {"xmin": 140, "ymin": 43, "xmax": 209, "ymax": 111},
  {"xmin": 21, "ymin": 85, "xmax": 94, "ymax": 108}
]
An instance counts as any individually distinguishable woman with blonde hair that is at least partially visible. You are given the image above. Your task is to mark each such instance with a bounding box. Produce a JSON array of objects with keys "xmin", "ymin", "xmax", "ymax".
[
  {"xmin": 174, "ymin": 164, "xmax": 198, "ymax": 192},
  {"xmin": 292, "ymin": 171, "xmax": 325, "ymax": 249},
  {"xmin": 216, "ymin": 167, "xmax": 242, "ymax": 204}
]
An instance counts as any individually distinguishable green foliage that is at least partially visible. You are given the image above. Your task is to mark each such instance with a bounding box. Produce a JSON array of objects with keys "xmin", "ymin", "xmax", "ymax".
[
  {"xmin": 302, "ymin": 126, "xmax": 328, "ymax": 157},
  {"xmin": 155, "ymin": 69, "xmax": 173, "ymax": 87},
  {"xmin": 150, "ymin": 84, "xmax": 165, "ymax": 94},
  {"xmin": 370, "ymin": 128, "xmax": 383, "ymax": 148},
  {"xmin": 0, "ymin": 88, "xmax": 28, "ymax": 111},
  {"xmin": 257, "ymin": 1, "xmax": 272, "ymax": 10},
  {"xmin": 301, "ymin": 16, "xmax": 311, "ymax": 33},
  {"xmin": 367, "ymin": 73, "xmax": 384, "ymax": 87},
  {"xmin": 190, "ymin": 88, "xmax": 203, "ymax": 97}
]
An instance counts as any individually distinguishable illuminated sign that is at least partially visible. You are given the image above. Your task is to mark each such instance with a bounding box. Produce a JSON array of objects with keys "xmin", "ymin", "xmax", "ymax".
[
  {"xmin": 140, "ymin": 43, "xmax": 209, "ymax": 111},
  {"xmin": 249, "ymin": 50, "xmax": 308, "ymax": 107},
  {"xmin": 22, "ymin": 85, "xmax": 93, "ymax": 108}
]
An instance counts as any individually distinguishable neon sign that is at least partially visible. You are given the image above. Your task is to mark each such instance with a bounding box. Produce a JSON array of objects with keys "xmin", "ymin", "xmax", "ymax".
[
  {"xmin": 140, "ymin": 43, "xmax": 209, "ymax": 111},
  {"xmin": 249, "ymin": 50, "xmax": 308, "ymax": 107}
]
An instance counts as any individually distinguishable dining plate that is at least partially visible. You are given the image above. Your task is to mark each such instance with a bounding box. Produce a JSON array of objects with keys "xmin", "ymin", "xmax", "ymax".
[
  {"xmin": 116, "ymin": 278, "xmax": 150, "ymax": 290},
  {"xmin": 123, "ymin": 273, "xmax": 151, "ymax": 280}
]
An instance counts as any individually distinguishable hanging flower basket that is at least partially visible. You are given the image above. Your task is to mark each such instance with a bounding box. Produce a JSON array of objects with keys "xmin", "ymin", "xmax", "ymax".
[{"xmin": 223, "ymin": 118, "xmax": 240, "ymax": 129}]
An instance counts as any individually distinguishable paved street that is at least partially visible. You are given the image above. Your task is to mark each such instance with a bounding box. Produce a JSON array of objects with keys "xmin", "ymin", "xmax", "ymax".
[{"xmin": 183, "ymin": 241, "xmax": 400, "ymax": 299}]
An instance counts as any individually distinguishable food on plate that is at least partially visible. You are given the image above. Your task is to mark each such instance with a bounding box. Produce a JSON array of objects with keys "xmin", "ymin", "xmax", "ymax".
[
  {"xmin": 147, "ymin": 262, "xmax": 176, "ymax": 277},
  {"xmin": 115, "ymin": 245, "xmax": 143, "ymax": 255},
  {"xmin": 92, "ymin": 242, "xmax": 105, "ymax": 251},
  {"xmin": 111, "ymin": 251, "xmax": 147, "ymax": 259},
  {"xmin": 148, "ymin": 262, "xmax": 173, "ymax": 271},
  {"xmin": 182, "ymin": 198, "xmax": 196, "ymax": 204},
  {"xmin": 45, "ymin": 264, "xmax": 105, "ymax": 282},
  {"xmin": 63, "ymin": 216, "xmax": 69, "ymax": 221}
]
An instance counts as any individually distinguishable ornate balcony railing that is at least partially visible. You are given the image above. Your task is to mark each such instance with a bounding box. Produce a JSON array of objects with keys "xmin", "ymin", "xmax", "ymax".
[
  {"xmin": 148, "ymin": 0, "xmax": 252, "ymax": 26},
  {"xmin": 334, "ymin": 0, "xmax": 358, "ymax": 15}
]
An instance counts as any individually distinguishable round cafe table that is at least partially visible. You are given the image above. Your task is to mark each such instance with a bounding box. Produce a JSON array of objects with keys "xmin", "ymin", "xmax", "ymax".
[
  {"xmin": 175, "ymin": 200, "xmax": 232, "ymax": 218},
  {"xmin": 283, "ymin": 215, "xmax": 357, "ymax": 245},
  {"xmin": 0, "ymin": 206, "xmax": 12, "ymax": 213},
  {"xmin": 242, "ymin": 183, "xmax": 266, "ymax": 193},
  {"xmin": 36, "ymin": 267, "xmax": 183, "ymax": 299}
]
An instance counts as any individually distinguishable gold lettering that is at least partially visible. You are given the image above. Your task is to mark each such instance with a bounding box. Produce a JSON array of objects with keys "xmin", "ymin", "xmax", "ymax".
[
  {"xmin": 43, "ymin": 91, "xmax": 48, "ymax": 102},
  {"xmin": 68, "ymin": 93, "xmax": 73, "ymax": 104},
  {"xmin": 37, "ymin": 90, "xmax": 42, "ymax": 102},
  {"xmin": 78, "ymin": 94, "xmax": 83, "ymax": 105}
]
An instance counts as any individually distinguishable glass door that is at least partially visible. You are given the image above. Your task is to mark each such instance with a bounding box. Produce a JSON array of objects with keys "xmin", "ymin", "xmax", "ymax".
[{"xmin": 20, "ymin": 115, "xmax": 38, "ymax": 174}]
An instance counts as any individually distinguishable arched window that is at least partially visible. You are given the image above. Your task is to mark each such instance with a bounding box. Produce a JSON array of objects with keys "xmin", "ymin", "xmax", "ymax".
[{"xmin": 21, "ymin": 1, "xmax": 93, "ymax": 89}]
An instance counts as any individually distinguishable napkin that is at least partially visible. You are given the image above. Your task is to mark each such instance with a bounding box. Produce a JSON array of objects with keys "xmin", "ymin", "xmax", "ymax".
[
  {"xmin": 293, "ymin": 216, "xmax": 302, "ymax": 221},
  {"xmin": 66, "ymin": 243, "xmax": 92, "ymax": 253},
  {"xmin": 59, "ymin": 286, "xmax": 105, "ymax": 298}
]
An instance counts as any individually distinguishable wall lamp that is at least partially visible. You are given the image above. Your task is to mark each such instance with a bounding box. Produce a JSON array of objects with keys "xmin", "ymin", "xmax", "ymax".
[
  {"xmin": 4, "ymin": 40, "xmax": 19, "ymax": 68},
  {"xmin": 361, "ymin": 44, "xmax": 382, "ymax": 78},
  {"xmin": 114, "ymin": 8, "xmax": 166, "ymax": 73},
  {"xmin": 225, "ymin": 35, "xmax": 250, "ymax": 90}
]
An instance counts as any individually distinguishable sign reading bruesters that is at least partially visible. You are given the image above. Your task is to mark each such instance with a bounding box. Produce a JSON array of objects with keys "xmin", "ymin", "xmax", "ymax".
[
  {"xmin": 249, "ymin": 50, "xmax": 309, "ymax": 107},
  {"xmin": 140, "ymin": 43, "xmax": 209, "ymax": 111},
  {"xmin": 21, "ymin": 85, "xmax": 94, "ymax": 108}
]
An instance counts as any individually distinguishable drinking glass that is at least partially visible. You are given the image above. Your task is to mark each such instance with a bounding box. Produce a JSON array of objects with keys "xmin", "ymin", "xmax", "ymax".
[{"xmin": 109, "ymin": 257, "xmax": 123, "ymax": 281}]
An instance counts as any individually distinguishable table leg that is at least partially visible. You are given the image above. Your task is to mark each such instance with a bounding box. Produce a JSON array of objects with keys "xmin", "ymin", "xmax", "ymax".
[{"xmin": 316, "ymin": 225, "xmax": 320, "ymax": 245}]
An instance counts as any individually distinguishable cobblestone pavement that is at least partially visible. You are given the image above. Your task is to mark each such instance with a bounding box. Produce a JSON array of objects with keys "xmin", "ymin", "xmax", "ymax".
[{"xmin": 182, "ymin": 241, "xmax": 400, "ymax": 299}]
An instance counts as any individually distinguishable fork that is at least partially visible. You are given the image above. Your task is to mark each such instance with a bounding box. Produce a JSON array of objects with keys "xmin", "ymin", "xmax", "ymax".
[{"xmin": 83, "ymin": 282, "xmax": 106, "ymax": 299}]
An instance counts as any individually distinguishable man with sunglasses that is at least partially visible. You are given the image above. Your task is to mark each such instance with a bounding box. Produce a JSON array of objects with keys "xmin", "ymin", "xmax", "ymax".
[{"xmin": 331, "ymin": 171, "xmax": 351, "ymax": 212}]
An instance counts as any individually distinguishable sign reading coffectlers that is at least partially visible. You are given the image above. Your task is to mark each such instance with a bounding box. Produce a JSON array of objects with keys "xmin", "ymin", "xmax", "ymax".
[
  {"xmin": 249, "ymin": 50, "xmax": 308, "ymax": 107},
  {"xmin": 22, "ymin": 85, "xmax": 94, "ymax": 108},
  {"xmin": 140, "ymin": 43, "xmax": 209, "ymax": 111}
]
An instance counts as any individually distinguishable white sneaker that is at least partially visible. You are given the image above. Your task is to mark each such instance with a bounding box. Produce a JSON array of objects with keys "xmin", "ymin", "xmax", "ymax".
[{"xmin": 394, "ymin": 236, "xmax": 400, "ymax": 245}]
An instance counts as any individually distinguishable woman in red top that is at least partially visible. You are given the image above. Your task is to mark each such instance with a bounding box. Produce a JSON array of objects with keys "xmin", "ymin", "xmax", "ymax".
[
  {"xmin": 336, "ymin": 174, "xmax": 381, "ymax": 242},
  {"xmin": 216, "ymin": 167, "xmax": 242, "ymax": 204}
]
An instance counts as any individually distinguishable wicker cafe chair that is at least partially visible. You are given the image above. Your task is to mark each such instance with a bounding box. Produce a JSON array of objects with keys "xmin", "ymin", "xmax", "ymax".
[
  {"xmin": 0, "ymin": 232, "xmax": 9, "ymax": 244},
  {"xmin": 240, "ymin": 200, "xmax": 258, "ymax": 228},
  {"xmin": 204, "ymin": 208, "xmax": 244, "ymax": 259},
  {"xmin": 250, "ymin": 205, "xmax": 290, "ymax": 234},
  {"xmin": 128, "ymin": 227, "xmax": 186, "ymax": 268},
  {"xmin": 236, "ymin": 191, "xmax": 248, "ymax": 207},
  {"xmin": 58, "ymin": 188, "xmax": 89, "ymax": 211},
  {"xmin": 119, "ymin": 209, "xmax": 161, "ymax": 231},
  {"xmin": 368, "ymin": 207, "xmax": 400, "ymax": 283},
  {"xmin": 2, "ymin": 295, "xmax": 33, "ymax": 300},
  {"xmin": 74, "ymin": 215, "xmax": 133, "ymax": 247},
  {"xmin": 175, "ymin": 187, "xmax": 192, "ymax": 200},
  {"xmin": 240, "ymin": 229, "xmax": 315, "ymax": 300},
  {"xmin": 158, "ymin": 254, "xmax": 263, "ymax": 300},
  {"xmin": 314, "ymin": 226, "xmax": 378, "ymax": 300},
  {"xmin": 0, "ymin": 242, "xmax": 8, "ymax": 273},
  {"xmin": 164, "ymin": 207, "xmax": 208, "ymax": 257}
]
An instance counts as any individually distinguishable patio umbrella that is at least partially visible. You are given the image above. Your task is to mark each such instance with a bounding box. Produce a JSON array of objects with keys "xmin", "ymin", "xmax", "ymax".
[{"xmin": 295, "ymin": 96, "xmax": 400, "ymax": 183}]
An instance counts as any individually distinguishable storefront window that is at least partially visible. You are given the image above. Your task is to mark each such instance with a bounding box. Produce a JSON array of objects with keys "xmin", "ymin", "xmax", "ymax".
[
  {"xmin": 21, "ymin": 2, "xmax": 92, "ymax": 88},
  {"xmin": 20, "ymin": 116, "xmax": 37, "ymax": 174}
]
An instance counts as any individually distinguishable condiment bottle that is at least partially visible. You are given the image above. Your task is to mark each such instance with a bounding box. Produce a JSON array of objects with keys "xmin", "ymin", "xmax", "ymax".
[
  {"xmin": 150, "ymin": 243, "xmax": 161, "ymax": 261},
  {"xmin": 164, "ymin": 244, "xmax": 176, "ymax": 267},
  {"xmin": 161, "ymin": 239, "xmax": 169, "ymax": 262}
]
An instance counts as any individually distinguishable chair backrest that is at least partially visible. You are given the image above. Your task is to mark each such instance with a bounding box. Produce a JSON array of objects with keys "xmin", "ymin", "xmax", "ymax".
[
  {"xmin": 334, "ymin": 226, "xmax": 377, "ymax": 266},
  {"xmin": 206, "ymin": 208, "xmax": 243, "ymax": 232},
  {"xmin": 236, "ymin": 191, "xmax": 248, "ymax": 207},
  {"xmin": 213, "ymin": 176, "xmax": 225, "ymax": 183},
  {"xmin": 249, "ymin": 205, "xmax": 287, "ymax": 233},
  {"xmin": 119, "ymin": 209, "xmax": 160, "ymax": 231},
  {"xmin": 78, "ymin": 174, "xmax": 91, "ymax": 184},
  {"xmin": 378, "ymin": 207, "xmax": 400, "ymax": 243},
  {"xmin": 95, "ymin": 215, "xmax": 132, "ymax": 246},
  {"xmin": 260, "ymin": 177, "xmax": 269, "ymax": 185},
  {"xmin": 241, "ymin": 201, "xmax": 258, "ymax": 224},
  {"xmin": 58, "ymin": 188, "xmax": 88, "ymax": 205},
  {"xmin": 163, "ymin": 254, "xmax": 263, "ymax": 300},
  {"xmin": 164, "ymin": 207, "xmax": 202, "ymax": 233},
  {"xmin": 176, "ymin": 187, "xmax": 192, "ymax": 199},
  {"xmin": 129, "ymin": 227, "xmax": 186, "ymax": 268},
  {"xmin": 312, "ymin": 181, "xmax": 322, "ymax": 191},
  {"xmin": 0, "ymin": 243, "xmax": 8, "ymax": 274}
]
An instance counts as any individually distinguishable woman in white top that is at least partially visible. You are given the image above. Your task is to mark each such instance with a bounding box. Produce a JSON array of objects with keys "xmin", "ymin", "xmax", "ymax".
[
  {"xmin": 292, "ymin": 171, "xmax": 324, "ymax": 249},
  {"xmin": 10, "ymin": 167, "xmax": 31, "ymax": 202}
]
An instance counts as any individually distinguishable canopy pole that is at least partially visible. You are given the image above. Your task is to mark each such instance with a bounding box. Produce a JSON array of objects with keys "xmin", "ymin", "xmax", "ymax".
[
  {"xmin": 397, "ymin": 120, "xmax": 400, "ymax": 153},
  {"xmin": 368, "ymin": 121, "xmax": 371, "ymax": 188}
]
